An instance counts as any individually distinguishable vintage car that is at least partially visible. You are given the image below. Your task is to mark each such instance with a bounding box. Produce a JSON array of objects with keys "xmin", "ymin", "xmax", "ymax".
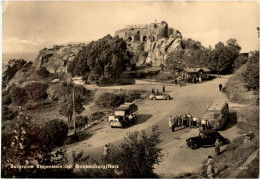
[
  {"xmin": 109, "ymin": 103, "xmax": 138, "ymax": 128},
  {"xmin": 149, "ymin": 93, "xmax": 171, "ymax": 100},
  {"xmin": 186, "ymin": 129, "xmax": 227, "ymax": 150}
]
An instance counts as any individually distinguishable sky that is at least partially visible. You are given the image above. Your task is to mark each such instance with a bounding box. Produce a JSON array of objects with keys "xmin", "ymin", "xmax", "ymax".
[{"xmin": 2, "ymin": 1, "xmax": 259, "ymax": 63}]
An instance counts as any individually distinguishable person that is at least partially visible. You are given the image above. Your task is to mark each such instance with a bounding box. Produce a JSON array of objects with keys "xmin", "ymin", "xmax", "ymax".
[
  {"xmin": 215, "ymin": 138, "xmax": 221, "ymax": 155},
  {"xmin": 169, "ymin": 115, "xmax": 173, "ymax": 129},
  {"xmin": 172, "ymin": 117, "xmax": 176, "ymax": 132},
  {"xmin": 156, "ymin": 89, "xmax": 159, "ymax": 95},
  {"xmin": 219, "ymin": 83, "xmax": 222, "ymax": 91},
  {"xmin": 193, "ymin": 116, "xmax": 197, "ymax": 128},
  {"xmin": 103, "ymin": 144, "xmax": 109, "ymax": 162},
  {"xmin": 152, "ymin": 87, "xmax": 155, "ymax": 94},
  {"xmin": 179, "ymin": 115, "xmax": 183, "ymax": 126},
  {"xmin": 189, "ymin": 115, "xmax": 193, "ymax": 128},
  {"xmin": 207, "ymin": 155, "xmax": 214, "ymax": 179},
  {"xmin": 163, "ymin": 85, "xmax": 165, "ymax": 93},
  {"xmin": 183, "ymin": 114, "xmax": 187, "ymax": 127},
  {"xmin": 201, "ymin": 119, "xmax": 206, "ymax": 131}
]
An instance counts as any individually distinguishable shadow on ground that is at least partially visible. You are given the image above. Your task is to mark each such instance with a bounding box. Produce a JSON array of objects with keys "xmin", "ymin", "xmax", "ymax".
[
  {"xmin": 136, "ymin": 114, "xmax": 153, "ymax": 125},
  {"xmin": 222, "ymin": 112, "xmax": 237, "ymax": 131},
  {"xmin": 65, "ymin": 133, "xmax": 94, "ymax": 145}
]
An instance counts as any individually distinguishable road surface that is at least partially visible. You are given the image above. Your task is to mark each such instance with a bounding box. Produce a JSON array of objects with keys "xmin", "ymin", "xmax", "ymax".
[{"xmin": 63, "ymin": 76, "xmax": 242, "ymax": 177}]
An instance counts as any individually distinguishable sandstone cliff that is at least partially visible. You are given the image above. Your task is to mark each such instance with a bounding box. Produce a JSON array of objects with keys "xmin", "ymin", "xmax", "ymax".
[{"xmin": 114, "ymin": 21, "xmax": 183, "ymax": 66}]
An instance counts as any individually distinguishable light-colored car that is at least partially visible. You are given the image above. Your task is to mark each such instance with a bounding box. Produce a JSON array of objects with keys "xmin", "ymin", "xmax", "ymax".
[{"xmin": 149, "ymin": 93, "xmax": 171, "ymax": 100}]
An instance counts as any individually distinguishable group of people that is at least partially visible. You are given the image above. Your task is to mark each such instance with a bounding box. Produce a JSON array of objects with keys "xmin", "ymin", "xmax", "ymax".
[
  {"xmin": 168, "ymin": 113, "xmax": 199, "ymax": 132},
  {"xmin": 169, "ymin": 113, "xmax": 212, "ymax": 132},
  {"xmin": 152, "ymin": 85, "xmax": 166, "ymax": 95}
]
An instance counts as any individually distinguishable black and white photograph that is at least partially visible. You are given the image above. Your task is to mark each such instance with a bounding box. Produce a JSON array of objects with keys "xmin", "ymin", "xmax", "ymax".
[{"xmin": 1, "ymin": 1, "xmax": 259, "ymax": 178}]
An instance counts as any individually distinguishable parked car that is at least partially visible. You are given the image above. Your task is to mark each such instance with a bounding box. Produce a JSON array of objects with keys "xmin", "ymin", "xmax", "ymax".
[
  {"xmin": 149, "ymin": 93, "xmax": 171, "ymax": 100},
  {"xmin": 186, "ymin": 129, "xmax": 227, "ymax": 150}
]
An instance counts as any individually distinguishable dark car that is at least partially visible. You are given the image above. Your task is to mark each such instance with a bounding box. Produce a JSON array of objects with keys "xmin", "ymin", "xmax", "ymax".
[{"xmin": 186, "ymin": 129, "xmax": 227, "ymax": 150}]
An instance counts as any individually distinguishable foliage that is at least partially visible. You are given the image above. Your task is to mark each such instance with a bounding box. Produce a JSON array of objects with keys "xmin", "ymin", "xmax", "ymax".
[
  {"xmin": 36, "ymin": 66, "xmax": 50, "ymax": 77},
  {"xmin": 232, "ymin": 55, "xmax": 248, "ymax": 70},
  {"xmin": 2, "ymin": 92, "xmax": 12, "ymax": 105},
  {"xmin": 243, "ymin": 51, "xmax": 259, "ymax": 90},
  {"xmin": 124, "ymin": 91, "xmax": 141, "ymax": 103},
  {"xmin": 155, "ymin": 72, "xmax": 175, "ymax": 81},
  {"xmin": 68, "ymin": 35, "xmax": 131, "ymax": 85},
  {"xmin": 94, "ymin": 92, "xmax": 124, "ymax": 109},
  {"xmin": 9, "ymin": 86, "xmax": 28, "ymax": 106},
  {"xmin": 24, "ymin": 82, "xmax": 48, "ymax": 102},
  {"xmin": 39, "ymin": 119, "xmax": 68, "ymax": 153},
  {"xmin": 59, "ymin": 93, "xmax": 85, "ymax": 121},
  {"xmin": 108, "ymin": 125, "xmax": 163, "ymax": 177},
  {"xmin": 2, "ymin": 105, "xmax": 18, "ymax": 121}
]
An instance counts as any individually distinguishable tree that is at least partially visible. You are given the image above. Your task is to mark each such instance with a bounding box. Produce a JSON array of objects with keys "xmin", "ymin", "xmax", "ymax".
[
  {"xmin": 59, "ymin": 94, "xmax": 84, "ymax": 122},
  {"xmin": 108, "ymin": 125, "xmax": 163, "ymax": 177},
  {"xmin": 243, "ymin": 51, "xmax": 259, "ymax": 90},
  {"xmin": 9, "ymin": 86, "xmax": 28, "ymax": 107},
  {"xmin": 68, "ymin": 35, "xmax": 131, "ymax": 85},
  {"xmin": 24, "ymin": 83, "xmax": 48, "ymax": 102},
  {"xmin": 39, "ymin": 119, "xmax": 68, "ymax": 153},
  {"xmin": 36, "ymin": 66, "xmax": 50, "ymax": 77}
]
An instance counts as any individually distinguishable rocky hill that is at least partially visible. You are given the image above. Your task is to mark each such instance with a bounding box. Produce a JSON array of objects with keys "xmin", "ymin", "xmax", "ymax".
[
  {"xmin": 114, "ymin": 21, "xmax": 183, "ymax": 66},
  {"xmin": 34, "ymin": 43, "xmax": 85, "ymax": 73}
]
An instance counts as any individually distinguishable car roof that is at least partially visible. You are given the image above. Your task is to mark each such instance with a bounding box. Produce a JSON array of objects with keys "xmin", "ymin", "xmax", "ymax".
[
  {"xmin": 200, "ymin": 129, "xmax": 219, "ymax": 135},
  {"xmin": 207, "ymin": 101, "xmax": 227, "ymax": 111}
]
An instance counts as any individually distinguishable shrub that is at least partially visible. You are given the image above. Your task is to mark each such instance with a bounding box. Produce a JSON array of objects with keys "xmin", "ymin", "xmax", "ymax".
[
  {"xmin": 2, "ymin": 106, "xmax": 18, "ymax": 121},
  {"xmin": 2, "ymin": 93, "xmax": 12, "ymax": 105},
  {"xmin": 39, "ymin": 119, "xmax": 68, "ymax": 153},
  {"xmin": 108, "ymin": 125, "xmax": 163, "ymax": 177},
  {"xmin": 155, "ymin": 72, "xmax": 175, "ymax": 81},
  {"xmin": 88, "ymin": 111, "xmax": 105, "ymax": 122},
  {"xmin": 24, "ymin": 82, "xmax": 48, "ymax": 102},
  {"xmin": 9, "ymin": 86, "xmax": 28, "ymax": 106},
  {"xmin": 36, "ymin": 66, "xmax": 50, "ymax": 77},
  {"xmin": 94, "ymin": 93, "xmax": 124, "ymax": 109},
  {"xmin": 124, "ymin": 91, "xmax": 141, "ymax": 103}
]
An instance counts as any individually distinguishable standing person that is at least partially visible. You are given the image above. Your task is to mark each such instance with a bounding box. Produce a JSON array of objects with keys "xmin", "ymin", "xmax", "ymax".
[
  {"xmin": 179, "ymin": 115, "xmax": 183, "ymax": 126},
  {"xmin": 193, "ymin": 116, "xmax": 197, "ymax": 128},
  {"xmin": 215, "ymin": 138, "xmax": 221, "ymax": 155},
  {"xmin": 177, "ymin": 115, "xmax": 181, "ymax": 126},
  {"xmin": 169, "ymin": 115, "xmax": 173, "ymax": 129},
  {"xmin": 189, "ymin": 115, "xmax": 193, "ymax": 128},
  {"xmin": 183, "ymin": 114, "xmax": 187, "ymax": 127},
  {"xmin": 219, "ymin": 83, "xmax": 222, "ymax": 91},
  {"xmin": 103, "ymin": 144, "xmax": 109, "ymax": 162},
  {"xmin": 172, "ymin": 116, "xmax": 176, "ymax": 132},
  {"xmin": 163, "ymin": 85, "xmax": 165, "ymax": 93},
  {"xmin": 201, "ymin": 119, "xmax": 206, "ymax": 131},
  {"xmin": 152, "ymin": 87, "xmax": 155, "ymax": 94},
  {"xmin": 206, "ymin": 155, "xmax": 214, "ymax": 179},
  {"xmin": 156, "ymin": 89, "xmax": 159, "ymax": 95}
]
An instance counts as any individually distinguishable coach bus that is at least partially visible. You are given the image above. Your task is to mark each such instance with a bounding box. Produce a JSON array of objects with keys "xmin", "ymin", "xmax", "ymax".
[{"xmin": 203, "ymin": 101, "xmax": 229, "ymax": 130}]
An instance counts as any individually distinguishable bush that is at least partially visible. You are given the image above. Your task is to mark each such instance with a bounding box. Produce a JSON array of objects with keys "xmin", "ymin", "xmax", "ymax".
[
  {"xmin": 9, "ymin": 86, "xmax": 28, "ymax": 106},
  {"xmin": 155, "ymin": 72, "xmax": 175, "ymax": 81},
  {"xmin": 94, "ymin": 93, "xmax": 124, "ymax": 109},
  {"xmin": 124, "ymin": 91, "xmax": 141, "ymax": 103},
  {"xmin": 39, "ymin": 119, "xmax": 68, "ymax": 153},
  {"xmin": 24, "ymin": 82, "xmax": 48, "ymax": 102},
  {"xmin": 36, "ymin": 66, "xmax": 50, "ymax": 77},
  {"xmin": 2, "ymin": 93, "xmax": 12, "ymax": 105},
  {"xmin": 2, "ymin": 106, "xmax": 18, "ymax": 121},
  {"xmin": 108, "ymin": 125, "xmax": 163, "ymax": 177},
  {"xmin": 88, "ymin": 111, "xmax": 105, "ymax": 122}
]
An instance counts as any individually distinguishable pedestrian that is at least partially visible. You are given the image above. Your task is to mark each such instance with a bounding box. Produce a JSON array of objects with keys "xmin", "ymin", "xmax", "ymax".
[
  {"xmin": 201, "ymin": 119, "xmax": 206, "ymax": 131},
  {"xmin": 206, "ymin": 155, "xmax": 214, "ymax": 179},
  {"xmin": 215, "ymin": 138, "xmax": 221, "ymax": 155},
  {"xmin": 172, "ymin": 117, "xmax": 176, "ymax": 132},
  {"xmin": 163, "ymin": 85, "xmax": 165, "ymax": 93},
  {"xmin": 219, "ymin": 83, "xmax": 222, "ymax": 91},
  {"xmin": 169, "ymin": 115, "xmax": 173, "ymax": 129},
  {"xmin": 183, "ymin": 114, "xmax": 187, "ymax": 127},
  {"xmin": 177, "ymin": 115, "xmax": 181, "ymax": 126},
  {"xmin": 152, "ymin": 87, "xmax": 155, "ymax": 94},
  {"xmin": 193, "ymin": 116, "xmax": 197, "ymax": 128},
  {"xmin": 156, "ymin": 89, "xmax": 159, "ymax": 95},
  {"xmin": 179, "ymin": 115, "xmax": 183, "ymax": 126},
  {"xmin": 103, "ymin": 144, "xmax": 109, "ymax": 162}
]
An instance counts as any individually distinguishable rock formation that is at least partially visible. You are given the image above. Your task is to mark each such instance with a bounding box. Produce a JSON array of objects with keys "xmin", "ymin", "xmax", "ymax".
[{"xmin": 114, "ymin": 21, "xmax": 183, "ymax": 66}]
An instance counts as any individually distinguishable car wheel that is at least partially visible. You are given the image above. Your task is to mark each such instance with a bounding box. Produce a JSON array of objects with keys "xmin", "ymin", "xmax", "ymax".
[
  {"xmin": 166, "ymin": 97, "xmax": 170, "ymax": 100},
  {"xmin": 191, "ymin": 143, "xmax": 198, "ymax": 150},
  {"xmin": 152, "ymin": 97, "xmax": 156, "ymax": 100}
]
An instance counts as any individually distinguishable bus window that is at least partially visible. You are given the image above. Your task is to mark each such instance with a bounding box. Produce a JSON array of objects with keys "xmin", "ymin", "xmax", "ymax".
[{"xmin": 214, "ymin": 114, "xmax": 220, "ymax": 119}]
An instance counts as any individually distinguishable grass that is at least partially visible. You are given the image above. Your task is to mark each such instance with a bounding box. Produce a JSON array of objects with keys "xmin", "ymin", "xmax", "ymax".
[{"xmin": 226, "ymin": 63, "xmax": 257, "ymax": 105}]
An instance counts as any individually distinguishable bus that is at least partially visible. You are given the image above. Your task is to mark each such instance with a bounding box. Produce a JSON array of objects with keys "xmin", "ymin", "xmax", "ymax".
[{"xmin": 203, "ymin": 101, "xmax": 229, "ymax": 130}]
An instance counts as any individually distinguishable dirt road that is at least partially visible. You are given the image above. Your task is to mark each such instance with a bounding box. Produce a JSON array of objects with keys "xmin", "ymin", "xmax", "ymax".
[{"xmin": 63, "ymin": 76, "xmax": 242, "ymax": 176}]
